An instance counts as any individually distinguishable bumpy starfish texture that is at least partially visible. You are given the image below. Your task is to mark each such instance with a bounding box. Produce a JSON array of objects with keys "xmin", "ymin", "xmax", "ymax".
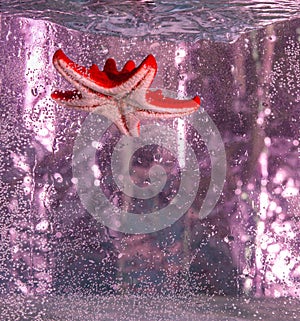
[{"xmin": 51, "ymin": 49, "xmax": 200, "ymax": 136}]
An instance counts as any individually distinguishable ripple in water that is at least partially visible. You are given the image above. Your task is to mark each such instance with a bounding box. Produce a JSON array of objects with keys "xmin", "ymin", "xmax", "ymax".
[{"xmin": 1, "ymin": 0, "xmax": 300, "ymax": 41}]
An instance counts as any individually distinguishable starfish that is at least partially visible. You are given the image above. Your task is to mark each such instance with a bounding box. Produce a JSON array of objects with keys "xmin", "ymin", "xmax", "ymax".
[{"xmin": 51, "ymin": 49, "xmax": 200, "ymax": 136}]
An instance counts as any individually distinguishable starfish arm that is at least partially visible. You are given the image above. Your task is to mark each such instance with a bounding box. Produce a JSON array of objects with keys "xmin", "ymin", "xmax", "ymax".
[
  {"xmin": 51, "ymin": 89, "xmax": 110, "ymax": 111},
  {"xmin": 53, "ymin": 52, "xmax": 94, "ymax": 96},
  {"xmin": 124, "ymin": 113, "xmax": 141, "ymax": 137},
  {"xmin": 103, "ymin": 111, "xmax": 132, "ymax": 136},
  {"xmin": 131, "ymin": 89, "xmax": 200, "ymax": 116},
  {"xmin": 52, "ymin": 49, "xmax": 157, "ymax": 98},
  {"xmin": 110, "ymin": 61, "xmax": 156, "ymax": 98}
]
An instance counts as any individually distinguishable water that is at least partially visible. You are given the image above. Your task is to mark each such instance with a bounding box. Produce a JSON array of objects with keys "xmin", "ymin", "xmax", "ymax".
[
  {"xmin": 0, "ymin": 1, "xmax": 300, "ymax": 320},
  {"xmin": 1, "ymin": 0, "xmax": 300, "ymax": 41}
]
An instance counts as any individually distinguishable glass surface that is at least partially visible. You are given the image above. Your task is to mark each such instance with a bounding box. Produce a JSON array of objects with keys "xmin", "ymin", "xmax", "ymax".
[{"xmin": 0, "ymin": 1, "xmax": 299, "ymax": 320}]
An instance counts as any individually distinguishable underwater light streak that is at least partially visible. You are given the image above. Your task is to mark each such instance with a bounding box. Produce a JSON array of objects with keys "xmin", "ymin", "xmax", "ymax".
[
  {"xmin": 175, "ymin": 44, "xmax": 188, "ymax": 168},
  {"xmin": 23, "ymin": 21, "xmax": 56, "ymax": 152}
]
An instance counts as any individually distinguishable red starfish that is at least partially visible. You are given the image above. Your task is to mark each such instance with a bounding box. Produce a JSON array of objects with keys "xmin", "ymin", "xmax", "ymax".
[{"xmin": 51, "ymin": 49, "xmax": 200, "ymax": 136}]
